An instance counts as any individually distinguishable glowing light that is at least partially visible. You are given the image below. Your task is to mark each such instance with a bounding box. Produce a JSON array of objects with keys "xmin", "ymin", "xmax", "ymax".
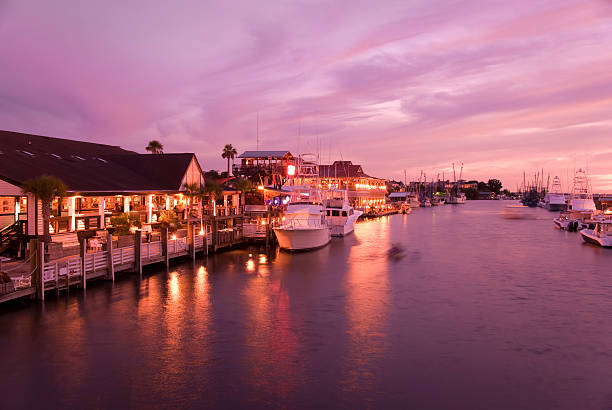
[
  {"xmin": 287, "ymin": 164, "xmax": 296, "ymax": 176},
  {"xmin": 199, "ymin": 227, "xmax": 204, "ymax": 235},
  {"xmin": 259, "ymin": 254, "xmax": 267, "ymax": 264},
  {"xmin": 171, "ymin": 234, "xmax": 177, "ymax": 240},
  {"xmin": 246, "ymin": 259, "xmax": 255, "ymax": 272},
  {"xmin": 257, "ymin": 185, "xmax": 264, "ymax": 190},
  {"xmin": 169, "ymin": 271, "xmax": 179, "ymax": 300}
]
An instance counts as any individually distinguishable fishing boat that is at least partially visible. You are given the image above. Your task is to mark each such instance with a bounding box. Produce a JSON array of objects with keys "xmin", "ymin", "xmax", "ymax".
[
  {"xmin": 580, "ymin": 221, "xmax": 612, "ymax": 247},
  {"xmin": 553, "ymin": 169, "xmax": 598, "ymax": 231},
  {"xmin": 567, "ymin": 169, "xmax": 596, "ymax": 213},
  {"xmin": 543, "ymin": 176, "xmax": 566, "ymax": 212},
  {"xmin": 447, "ymin": 192, "xmax": 466, "ymax": 204},
  {"xmin": 323, "ymin": 190, "xmax": 363, "ymax": 237}
]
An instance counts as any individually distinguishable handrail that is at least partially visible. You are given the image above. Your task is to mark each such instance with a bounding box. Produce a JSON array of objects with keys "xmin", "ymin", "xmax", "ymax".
[{"xmin": 0, "ymin": 220, "xmax": 25, "ymax": 248}]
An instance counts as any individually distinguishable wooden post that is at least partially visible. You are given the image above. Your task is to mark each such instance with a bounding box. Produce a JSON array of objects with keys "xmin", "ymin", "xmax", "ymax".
[
  {"xmin": 161, "ymin": 227, "xmax": 169, "ymax": 267},
  {"xmin": 212, "ymin": 219, "xmax": 218, "ymax": 253},
  {"xmin": 31, "ymin": 239, "xmax": 43, "ymax": 300},
  {"xmin": 188, "ymin": 223, "xmax": 195, "ymax": 261},
  {"xmin": 81, "ymin": 238, "xmax": 87, "ymax": 290},
  {"xmin": 98, "ymin": 196, "xmax": 105, "ymax": 229},
  {"xmin": 134, "ymin": 230, "xmax": 142, "ymax": 278},
  {"xmin": 106, "ymin": 230, "xmax": 115, "ymax": 282}
]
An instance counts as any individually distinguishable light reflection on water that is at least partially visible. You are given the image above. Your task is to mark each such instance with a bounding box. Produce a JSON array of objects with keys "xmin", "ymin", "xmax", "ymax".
[{"xmin": 2, "ymin": 202, "xmax": 612, "ymax": 409}]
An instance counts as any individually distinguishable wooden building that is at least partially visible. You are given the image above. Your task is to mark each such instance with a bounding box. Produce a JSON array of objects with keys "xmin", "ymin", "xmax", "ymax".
[{"xmin": 0, "ymin": 130, "xmax": 209, "ymax": 254}]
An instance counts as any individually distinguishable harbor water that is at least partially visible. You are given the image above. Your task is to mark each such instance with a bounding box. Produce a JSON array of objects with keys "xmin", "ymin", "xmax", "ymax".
[{"xmin": 2, "ymin": 201, "xmax": 612, "ymax": 409}]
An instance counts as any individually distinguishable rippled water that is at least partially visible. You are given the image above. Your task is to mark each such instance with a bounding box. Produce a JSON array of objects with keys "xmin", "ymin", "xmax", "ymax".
[{"xmin": 2, "ymin": 201, "xmax": 612, "ymax": 409}]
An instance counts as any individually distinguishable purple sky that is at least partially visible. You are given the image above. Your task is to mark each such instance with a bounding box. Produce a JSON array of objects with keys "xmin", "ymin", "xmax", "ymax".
[{"xmin": 1, "ymin": 0, "xmax": 612, "ymax": 190}]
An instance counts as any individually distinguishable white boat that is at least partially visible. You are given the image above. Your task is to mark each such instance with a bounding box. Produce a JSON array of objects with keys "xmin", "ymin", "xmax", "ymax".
[
  {"xmin": 431, "ymin": 197, "xmax": 444, "ymax": 206},
  {"xmin": 552, "ymin": 169, "xmax": 598, "ymax": 231},
  {"xmin": 568, "ymin": 169, "xmax": 596, "ymax": 213},
  {"xmin": 273, "ymin": 201, "xmax": 331, "ymax": 250},
  {"xmin": 420, "ymin": 198, "xmax": 432, "ymax": 207},
  {"xmin": 407, "ymin": 193, "xmax": 420, "ymax": 208},
  {"xmin": 323, "ymin": 191, "xmax": 363, "ymax": 237},
  {"xmin": 274, "ymin": 155, "xmax": 331, "ymax": 251},
  {"xmin": 580, "ymin": 221, "xmax": 612, "ymax": 247},
  {"xmin": 399, "ymin": 202, "xmax": 412, "ymax": 214},
  {"xmin": 447, "ymin": 192, "xmax": 466, "ymax": 204},
  {"xmin": 544, "ymin": 176, "xmax": 566, "ymax": 211}
]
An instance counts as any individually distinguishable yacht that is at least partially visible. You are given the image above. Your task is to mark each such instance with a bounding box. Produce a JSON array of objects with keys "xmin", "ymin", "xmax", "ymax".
[
  {"xmin": 273, "ymin": 198, "xmax": 331, "ymax": 250},
  {"xmin": 323, "ymin": 191, "xmax": 363, "ymax": 237},
  {"xmin": 580, "ymin": 221, "xmax": 612, "ymax": 247},
  {"xmin": 543, "ymin": 176, "xmax": 566, "ymax": 211},
  {"xmin": 273, "ymin": 155, "xmax": 331, "ymax": 251}
]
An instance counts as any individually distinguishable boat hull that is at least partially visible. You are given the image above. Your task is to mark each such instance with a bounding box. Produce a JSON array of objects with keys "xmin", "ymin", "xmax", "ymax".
[
  {"xmin": 329, "ymin": 211, "xmax": 363, "ymax": 237},
  {"xmin": 273, "ymin": 227, "xmax": 331, "ymax": 251},
  {"xmin": 580, "ymin": 230, "xmax": 612, "ymax": 247},
  {"xmin": 546, "ymin": 203, "xmax": 566, "ymax": 212}
]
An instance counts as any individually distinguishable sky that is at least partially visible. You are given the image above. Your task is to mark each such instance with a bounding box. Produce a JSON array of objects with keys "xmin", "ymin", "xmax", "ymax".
[{"xmin": 1, "ymin": 0, "xmax": 612, "ymax": 191}]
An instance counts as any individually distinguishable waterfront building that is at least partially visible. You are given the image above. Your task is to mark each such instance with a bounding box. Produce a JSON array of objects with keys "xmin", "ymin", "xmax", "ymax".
[
  {"xmin": 233, "ymin": 150, "xmax": 295, "ymax": 187},
  {"xmin": 0, "ymin": 130, "xmax": 243, "ymax": 254},
  {"xmin": 317, "ymin": 161, "xmax": 387, "ymax": 212}
]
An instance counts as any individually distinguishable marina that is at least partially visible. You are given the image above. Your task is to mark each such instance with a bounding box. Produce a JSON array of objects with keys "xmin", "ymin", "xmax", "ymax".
[{"xmin": 3, "ymin": 201, "xmax": 612, "ymax": 409}]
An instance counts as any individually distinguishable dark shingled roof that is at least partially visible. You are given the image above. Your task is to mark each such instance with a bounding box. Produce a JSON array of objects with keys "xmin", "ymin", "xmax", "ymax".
[
  {"xmin": 0, "ymin": 130, "xmax": 199, "ymax": 193},
  {"xmin": 237, "ymin": 150, "xmax": 293, "ymax": 159},
  {"xmin": 318, "ymin": 161, "xmax": 384, "ymax": 180}
]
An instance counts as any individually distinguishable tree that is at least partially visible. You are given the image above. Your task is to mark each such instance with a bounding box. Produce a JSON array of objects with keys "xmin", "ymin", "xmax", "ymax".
[
  {"xmin": 477, "ymin": 181, "xmax": 489, "ymax": 191},
  {"xmin": 487, "ymin": 179, "xmax": 503, "ymax": 194},
  {"xmin": 145, "ymin": 140, "xmax": 164, "ymax": 154},
  {"xmin": 221, "ymin": 144, "xmax": 238, "ymax": 176},
  {"xmin": 201, "ymin": 179, "xmax": 223, "ymax": 216},
  {"xmin": 22, "ymin": 175, "xmax": 67, "ymax": 243}
]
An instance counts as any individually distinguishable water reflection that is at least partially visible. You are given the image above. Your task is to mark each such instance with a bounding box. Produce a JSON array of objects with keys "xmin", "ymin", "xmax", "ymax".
[
  {"xmin": 4, "ymin": 203, "xmax": 612, "ymax": 409},
  {"xmin": 342, "ymin": 216, "xmax": 391, "ymax": 396}
]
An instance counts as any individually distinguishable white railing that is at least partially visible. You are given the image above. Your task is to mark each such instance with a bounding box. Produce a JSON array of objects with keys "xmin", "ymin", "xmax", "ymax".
[
  {"xmin": 243, "ymin": 223, "xmax": 267, "ymax": 237},
  {"xmin": 141, "ymin": 241, "xmax": 162, "ymax": 260},
  {"xmin": 276, "ymin": 218, "xmax": 327, "ymax": 229},
  {"xmin": 66, "ymin": 257, "xmax": 82, "ymax": 278},
  {"xmin": 167, "ymin": 237, "xmax": 187, "ymax": 254},
  {"xmin": 84, "ymin": 251, "xmax": 108, "ymax": 274},
  {"xmin": 43, "ymin": 262, "xmax": 57, "ymax": 283},
  {"xmin": 112, "ymin": 246, "xmax": 135, "ymax": 265},
  {"xmin": 194, "ymin": 234, "xmax": 204, "ymax": 248},
  {"xmin": 42, "ymin": 256, "xmax": 82, "ymax": 284}
]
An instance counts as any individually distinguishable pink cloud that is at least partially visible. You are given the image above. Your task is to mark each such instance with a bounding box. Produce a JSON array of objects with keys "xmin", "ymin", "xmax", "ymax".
[{"xmin": 1, "ymin": 0, "xmax": 612, "ymax": 189}]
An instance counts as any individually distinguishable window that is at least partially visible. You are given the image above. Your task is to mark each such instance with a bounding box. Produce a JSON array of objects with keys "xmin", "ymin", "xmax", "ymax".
[
  {"xmin": 342, "ymin": 211, "xmax": 347, "ymax": 217},
  {"xmin": 332, "ymin": 210, "xmax": 340, "ymax": 216}
]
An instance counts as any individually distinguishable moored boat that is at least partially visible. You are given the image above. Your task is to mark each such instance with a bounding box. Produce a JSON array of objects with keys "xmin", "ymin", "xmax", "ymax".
[
  {"xmin": 580, "ymin": 221, "xmax": 612, "ymax": 247},
  {"xmin": 323, "ymin": 191, "xmax": 363, "ymax": 237},
  {"xmin": 544, "ymin": 176, "xmax": 566, "ymax": 211}
]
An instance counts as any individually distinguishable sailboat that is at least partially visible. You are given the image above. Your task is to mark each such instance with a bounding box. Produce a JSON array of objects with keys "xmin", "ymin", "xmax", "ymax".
[{"xmin": 447, "ymin": 163, "xmax": 466, "ymax": 204}]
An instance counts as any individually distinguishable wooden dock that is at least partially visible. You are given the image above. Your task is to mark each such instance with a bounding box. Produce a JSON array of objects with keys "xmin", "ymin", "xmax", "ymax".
[{"xmin": 1, "ymin": 225, "xmax": 213, "ymax": 303}]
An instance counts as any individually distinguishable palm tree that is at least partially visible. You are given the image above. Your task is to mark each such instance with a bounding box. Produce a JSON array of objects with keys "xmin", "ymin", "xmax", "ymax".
[
  {"xmin": 202, "ymin": 179, "xmax": 222, "ymax": 217},
  {"xmin": 221, "ymin": 144, "xmax": 238, "ymax": 176},
  {"xmin": 22, "ymin": 175, "xmax": 67, "ymax": 243},
  {"xmin": 145, "ymin": 140, "xmax": 164, "ymax": 154}
]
